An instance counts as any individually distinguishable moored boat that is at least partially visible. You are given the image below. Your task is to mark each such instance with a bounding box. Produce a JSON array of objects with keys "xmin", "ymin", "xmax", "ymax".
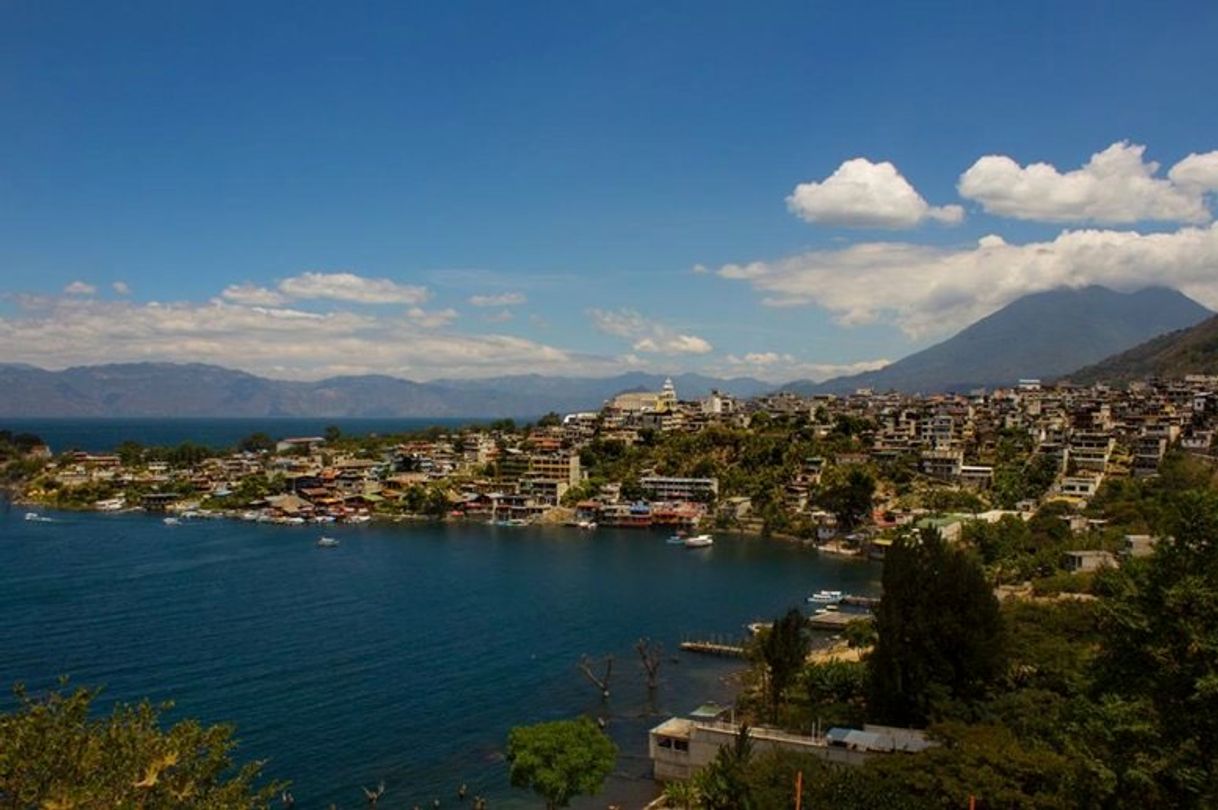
[
  {"xmin": 316, "ymin": 536, "xmax": 340, "ymax": 548},
  {"xmin": 806, "ymin": 589, "xmax": 844, "ymax": 605},
  {"xmin": 683, "ymin": 533, "xmax": 714, "ymax": 548}
]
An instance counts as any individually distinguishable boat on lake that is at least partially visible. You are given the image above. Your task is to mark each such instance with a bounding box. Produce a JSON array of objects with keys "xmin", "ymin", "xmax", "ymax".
[
  {"xmin": 162, "ymin": 517, "xmax": 181, "ymax": 526},
  {"xmin": 683, "ymin": 534, "xmax": 714, "ymax": 548},
  {"xmin": 24, "ymin": 512, "xmax": 53, "ymax": 523},
  {"xmin": 807, "ymin": 589, "xmax": 844, "ymax": 605},
  {"xmin": 316, "ymin": 536, "xmax": 340, "ymax": 548}
]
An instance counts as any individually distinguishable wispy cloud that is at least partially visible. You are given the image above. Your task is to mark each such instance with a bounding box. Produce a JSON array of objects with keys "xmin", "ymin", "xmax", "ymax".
[
  {"xmin": 63, "ymin": 281, "xmax": 96, "ymax": 295},
  {"xmin": 718, "ymin": 352, "xmax": 890, "ymax": 382},
  {"xmin": 277, "ymin": 271, "xmax": 429, "ymax": 305},
  {"xmin": 588, "ymin": 308, "xmax": 714, "ymax": 355},
  {"xmin": 469, "ymin": 291, "xmax": 527, "ymax": 307}
]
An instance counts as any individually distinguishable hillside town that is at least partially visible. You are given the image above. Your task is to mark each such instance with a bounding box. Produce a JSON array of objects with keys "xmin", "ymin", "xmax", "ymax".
[{"xmin": 9, "ymin": 374, "xmax": 1218, "ymax": 561}]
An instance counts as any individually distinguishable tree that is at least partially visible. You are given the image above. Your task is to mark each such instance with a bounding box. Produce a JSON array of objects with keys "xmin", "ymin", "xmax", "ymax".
[
  {"xmin": 821, "ymin": 468, "xmax": 875, "ymax": 531},
  {"xmin": 237, "ymin": 432, "xmax": 275, "ymax": 454},
  {"xmin": 759, "ymin": 608, "xmax": 810, "ymax": 722},
  {"xmin": 1093, "ymin": 490, "xmax": 1218, "ymax": 804},
  {"xmin": 695, "ymin": 724, "xmax": 755, "ymax": 810},
  {"xmin": 537, "ymin": 411, "xmax": 562, "ymax": 428},
  {"xmin": 505, "ymin": 717, "xmax": 616, "ymax": 810},
  {"xmin": 117, "ymin": 440, "xmax": 145, "ymax": 466},
  {"xmin": 0, "ymin": 683, "xmax": 281, "ymax": 809},
  {"xmin": 868, "ymin": 528, "xmax": 1006, "ymax": 726},
  {"xmin": 323, "ymin": 424, "xmax": 343, "ymax": 444},
  {"xmin": 662, "ymin": 779, "xmax": 700, "ymax": 810}
]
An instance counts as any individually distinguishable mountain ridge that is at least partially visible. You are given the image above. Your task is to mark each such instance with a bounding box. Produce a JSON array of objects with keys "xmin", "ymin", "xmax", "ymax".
[
  {"xmin": 0, "ymin": 363, "xmax": 772, "ymax": 418},
  {"xmin": 785, "ymin": 286, "xmax": 1212, "ymax": 395},
  {"xmin": 1065, "ymin": 314, "xmax": 1218, "ymax": 384}
]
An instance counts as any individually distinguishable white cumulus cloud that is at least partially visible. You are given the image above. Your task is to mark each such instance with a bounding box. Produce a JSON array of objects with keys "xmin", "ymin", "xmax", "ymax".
[
  {"xmin": 958, "ymin": 141, "xmax": 1218, "ymax": 224},
  {"xmin": 786, "ymin": 158, "xmax": 964, "ymax": 229},
  {"xmin": 717, "ymin": 223, "xmax": 1218, "ymax": 338},
  {"xmin": 469, "ymin": 292, "xmax": 526, "ymax": 307},
  {"xmin": 588, "ymin": 308, "xmax": 713, "ymax": 355},
  {"xmin": 112, "ymin": 281, "xmax": 131, "ymax": 295},
  {"xmin": 63, "ymin": 281, "xmax": 96, "ymax": 295}
]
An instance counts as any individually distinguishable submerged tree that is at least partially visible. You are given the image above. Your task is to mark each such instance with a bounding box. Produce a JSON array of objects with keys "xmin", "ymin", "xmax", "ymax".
[
  {"xmin": 577, "ymin": 654, "xmax": 614, "ymax": 700},
  {"xmin": 505, "ymin": 717, "xmax": 616, "ymax": 810},
  {"xmin": 636, "ymin": 637, "xmax": 664, "ymax": 691},
  {"xmin": 867, "ymin": 528, "xmax": 1005, "ymax": 726},
  {"xmin": 0, "ymin": 682, "xmax": 282, "ymax": 809}
]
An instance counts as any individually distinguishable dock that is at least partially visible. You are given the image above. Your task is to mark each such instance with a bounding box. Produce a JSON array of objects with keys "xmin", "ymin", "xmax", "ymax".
[
  {"xmin": 841, "ymin": 594, "xmax": 880, "ymax": 609},
  {"xmin": 679, "ymin": 641, "xmax": 746, "ymax": 658},
  {"xmin": 808, "ymin": 611, "xmax": 871, "ymax": 631}
]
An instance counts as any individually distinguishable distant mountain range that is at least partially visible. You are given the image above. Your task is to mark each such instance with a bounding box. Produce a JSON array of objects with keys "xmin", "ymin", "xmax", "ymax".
[
  {"xmin": 1065, "ymin": 314, "xmax": 1218, "ymax": 384},
  {"xmin": 1, "ymin": 286, "xmax": 1210, "ymax": 416},
  {"xmin": 0, "ymin": 363, "xmax": 772, "ymax": 418},
  {"xmin": 787, "ymin": 286, "xmax": 1212, "ymax": 395}
]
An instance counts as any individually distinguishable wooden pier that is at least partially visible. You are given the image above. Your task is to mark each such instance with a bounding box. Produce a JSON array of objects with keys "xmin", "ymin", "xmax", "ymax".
[{"xmin": 680, "ymin": 640, "xmax": 747, "ymax": 658}]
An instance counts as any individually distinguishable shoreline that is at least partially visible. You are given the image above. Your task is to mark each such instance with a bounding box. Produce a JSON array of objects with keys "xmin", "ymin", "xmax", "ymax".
[{"xmin": 12, "ymin": 493, "xmax": 876, "ymax": 561}]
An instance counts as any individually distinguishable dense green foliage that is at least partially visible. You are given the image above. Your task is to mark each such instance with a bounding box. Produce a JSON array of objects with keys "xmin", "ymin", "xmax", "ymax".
[
  {"xmin": 868, "ymin": 528, "xmax": 1006, "ymax": 726},
  {"xmin": 758, "ymin": 609, "xmax": 810, "ymax": 722},
  {"xmin": 504, "ymin": 717, "xmax": 616, "ymax": 809},
  {"xmin": 702, "ymin": 459, "xmax": 1218, "ymax": 810},
  {"xmin": 0, "ymin": 684, "xmax": 280, "ymax": 809}
]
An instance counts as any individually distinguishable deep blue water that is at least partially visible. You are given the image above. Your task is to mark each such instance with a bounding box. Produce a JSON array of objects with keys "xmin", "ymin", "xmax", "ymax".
[
  {"xmin": 1, "ymin": 418, "xmax": 488, "ymax": 453},
  {"xmin": 0, "ymin": 503, "xmax": 880, "ymax": 808}
]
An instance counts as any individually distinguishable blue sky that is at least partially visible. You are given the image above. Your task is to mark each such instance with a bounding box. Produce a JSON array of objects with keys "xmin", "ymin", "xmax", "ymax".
[{"xmin": 3, "ymin": 1, "xmax": 1218, "ymax": 381}]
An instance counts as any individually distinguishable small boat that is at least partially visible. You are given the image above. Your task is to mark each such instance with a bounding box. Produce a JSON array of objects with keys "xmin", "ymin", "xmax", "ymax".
[
  {"xmin": 667, "ymin": 530, "xmax": 689, "ymax": 545},
  {"xmin": 316, "ymin": 536, "xmax": 340, "ymax": 548},
  {"xmin": 24, "ymin": 512, "xmax": 53, "ymax": 523},
  {"xmin": 807, "ymin": 589, "xmax": 844, "ymax": 605},
  {"xmin": 577, "ymin": 520, "xmax": 597, "ymax": 530},
  {"xmin": 162, "ymin": 517, "xmax": 181, "ymax": 526},
  {"xmin": 683, "ymin": 534, "xmax": 714, "ymax": 549}
]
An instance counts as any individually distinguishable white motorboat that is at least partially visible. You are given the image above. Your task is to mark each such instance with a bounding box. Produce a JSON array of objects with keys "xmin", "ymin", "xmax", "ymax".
[
  {"xmin": 316, "ymin": 536, "xmax": 340, "ymax": 548},
  {"xmin": 807, "ymin": 589, "xmax": 844, "ymax": 605},
  {"xmin": 683, "ymin": 534, "xmax": 714, "ymax": 548},
  {"xmin": 162, "ymin": 517, "xmax": 181, "ymax": 526}
]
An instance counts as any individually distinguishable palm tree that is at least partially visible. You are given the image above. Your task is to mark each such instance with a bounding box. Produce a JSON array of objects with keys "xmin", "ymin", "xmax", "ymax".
[{"xmin": 663, "ymin": 779, "xmax": 700, "ymax": 809}]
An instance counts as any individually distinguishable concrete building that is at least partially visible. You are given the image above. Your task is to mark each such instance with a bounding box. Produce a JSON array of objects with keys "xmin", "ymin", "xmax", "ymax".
[
  {"xmin": 640, "ymin": 475, "xmax": 719, "ymax": 501},
  {"xmin": 649, "ymin": 714, "xmax": 932, "ymax": 782},
  {"xmin": 1063, "ymin": 549, "xmax": 1116, "ymax": 573}
]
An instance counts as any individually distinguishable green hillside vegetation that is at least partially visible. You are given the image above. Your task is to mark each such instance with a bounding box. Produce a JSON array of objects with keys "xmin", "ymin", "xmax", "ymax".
[
  {"xmin": 1067, "ymin": 315, "xmax": 1218, "ymax": 384},
  {"xmin": 672, "ymin": 454, "xmax": 1218, "ymax": 809}
]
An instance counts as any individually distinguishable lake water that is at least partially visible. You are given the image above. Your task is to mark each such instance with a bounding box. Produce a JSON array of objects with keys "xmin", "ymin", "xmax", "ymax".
[
  {"xmin": 0, "ymin": 503, "xmax": 880, "ymax": 808},
  {"xmin": 1, "ymin": 417, "xmax": 489, "ymax": 454}
]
